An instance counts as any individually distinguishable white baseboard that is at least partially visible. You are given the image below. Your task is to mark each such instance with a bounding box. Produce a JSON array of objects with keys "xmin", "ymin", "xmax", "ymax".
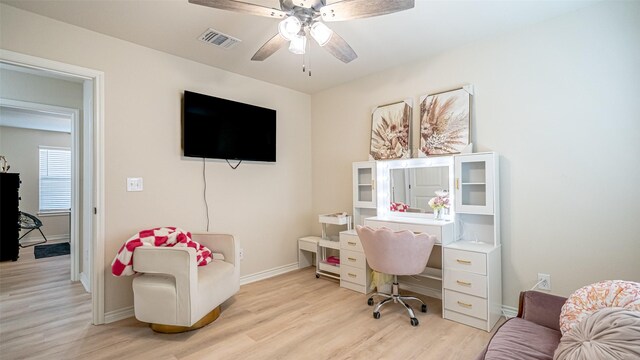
[
  {"xmin": 20, "ymin": 234, "xmax": 70, "ymax": 246},
  {"xmin": 104, "ymin": 306, "xmax": 134, "ymax": 324},
  {"xmin": 80, "ymin": 272, "xmax": 91, "ymax": 293},
  {"xmin": 502, "ymin": 305, "xmax": 518, "ymax": 319},
  {"xmin": 240, "ymin": 262, "xmax": 299, "ymax": 286}
]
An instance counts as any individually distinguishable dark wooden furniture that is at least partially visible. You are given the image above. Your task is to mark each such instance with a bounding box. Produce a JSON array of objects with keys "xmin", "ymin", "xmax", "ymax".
[{"xmin": 1, "ymin": 173, "xmax": 21, "ymax": 261}]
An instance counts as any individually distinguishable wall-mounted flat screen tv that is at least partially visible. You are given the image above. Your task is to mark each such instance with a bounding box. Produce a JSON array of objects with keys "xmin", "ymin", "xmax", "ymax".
[{"xmin": 183, "ymin": 90, "xmax": 276, "ymax": 162}]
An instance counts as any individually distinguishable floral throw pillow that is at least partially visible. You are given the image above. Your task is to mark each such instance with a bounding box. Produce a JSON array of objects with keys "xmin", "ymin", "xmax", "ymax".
[{"xmin": 559, "ymin": 280, "xmax": 640, "ymax": 335}]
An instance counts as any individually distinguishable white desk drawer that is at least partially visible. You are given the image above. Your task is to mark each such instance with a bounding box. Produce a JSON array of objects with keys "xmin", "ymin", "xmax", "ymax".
[
  {"xmin": 444, "ymin": 309, "xmax": 488, "ymax": 331},
  {"xmin": 341, "ymin": 249, "xmax": 366, "ymax": 269},
  {"xmin": 341, "ymin": 265, "xmax": 366, "ymax": 285},
  {"xmin": 444, "ymin": 289, "xmax": 487, "ymax": 320},
  {"xmin": 443, "ymin": 269, "xmax": 487, "ymax": 298},
  {"xmin": 340, "ymin": 233, "xmax": 363, "ymax": 252},
  {"xmin": 298, "ymin": 238, "xmax": 318, "ymax": 253},
  {"xmin": 444, "ymin": 248, "xmax": 486, "ymax": 275}
]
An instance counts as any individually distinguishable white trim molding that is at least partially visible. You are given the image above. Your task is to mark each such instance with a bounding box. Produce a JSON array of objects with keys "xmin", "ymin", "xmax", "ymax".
[
  {"xmin": 240, "ymin": 262, "xmax": 299, "ymax": 286},
  {"xmin": 80, "ymin": 272, "xmax": 91, "ymax": 293},
  {"xmin": 502, "ymin": 305, "xmax": 518, "ymax": 319},
  {"xmin": 19, "ymin": 234, "xmax": 69, "ymax": 246},
  {"xmin": 105, "ymin": 306, "xmax": 134, "ymax": 324},
  {"xmin": 1, "ymin": 49, "xmax": 106, "ymax": 325}
]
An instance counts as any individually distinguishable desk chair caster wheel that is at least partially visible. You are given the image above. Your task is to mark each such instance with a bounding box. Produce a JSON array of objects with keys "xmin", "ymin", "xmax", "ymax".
[
  {"xmin": 421, "ymin": 304, "xmax": 427, "ymax": 313},
  {"xmin": 373, "ymin": 311, "xmax": 381, "ymax": 319},
  {"xmin": 367, "ymin": 298, "xmax": 374, "ymax": 306},
  {"xmin": 410, "ymin": 318, "xmax": 419, "ymax": 326}
]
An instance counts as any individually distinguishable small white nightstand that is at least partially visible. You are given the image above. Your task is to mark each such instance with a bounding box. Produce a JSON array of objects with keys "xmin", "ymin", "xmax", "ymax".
[{"xmin": 298, "ymin": 236, "xmax": 320, "ymax": 269}]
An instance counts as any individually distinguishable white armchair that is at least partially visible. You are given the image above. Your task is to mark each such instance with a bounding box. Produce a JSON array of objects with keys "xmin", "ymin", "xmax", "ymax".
[{"xmin": 132, "ymin": 233, "xmax": 240, "ymax": 333}]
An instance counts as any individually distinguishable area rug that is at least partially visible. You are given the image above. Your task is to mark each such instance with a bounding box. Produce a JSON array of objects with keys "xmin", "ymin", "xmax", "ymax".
[{"xmin": 34, "ymin": 243, "xmax": 70, "ymax": 259}]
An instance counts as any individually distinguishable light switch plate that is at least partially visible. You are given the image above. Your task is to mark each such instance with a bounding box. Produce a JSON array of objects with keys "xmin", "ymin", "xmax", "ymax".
[{"xmin": 127, "ymin": 177, "xmax": 143, "ymax": 192}]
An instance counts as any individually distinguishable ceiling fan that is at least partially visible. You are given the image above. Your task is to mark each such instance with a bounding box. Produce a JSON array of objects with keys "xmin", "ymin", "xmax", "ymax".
[{"xmin": 189, "ymin": 0, "xmax": 415, "ymax": 64}]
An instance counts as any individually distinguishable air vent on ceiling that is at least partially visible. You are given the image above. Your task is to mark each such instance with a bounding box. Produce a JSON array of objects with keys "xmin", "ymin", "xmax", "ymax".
[{"xmin": 198, "ymin": 28, "xmax": 241, "ymax": 49}]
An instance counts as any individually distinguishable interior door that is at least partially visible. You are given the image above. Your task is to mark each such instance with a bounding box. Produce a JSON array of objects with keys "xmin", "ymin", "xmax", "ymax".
[{"xmin": 410, "ymin": 167, "xmax": 449, "ymax": 212}]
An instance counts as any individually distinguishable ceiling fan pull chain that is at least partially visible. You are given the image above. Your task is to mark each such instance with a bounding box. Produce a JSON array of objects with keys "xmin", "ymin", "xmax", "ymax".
[
  {"xmin": 302, "ymin": 44, "xmax": 306, "ymax": 73},
  {"xmin": 308, "ymin": 39, "xmax": 312, "ymax": 77}
]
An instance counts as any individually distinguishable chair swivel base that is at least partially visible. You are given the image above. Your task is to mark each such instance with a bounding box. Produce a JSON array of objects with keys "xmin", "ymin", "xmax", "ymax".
[
  {"xmin": 150, "ymin": 305, "xmax": 221, "ymax": 334},
  {"xmin": 368, "ymin": 282, "xmax": 427, "ymax": 326}
]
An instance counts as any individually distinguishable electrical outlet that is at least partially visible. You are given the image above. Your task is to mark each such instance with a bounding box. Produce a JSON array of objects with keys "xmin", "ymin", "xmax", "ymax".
[
  {"xmin": 239, "ymin": 248, "xmax": 244, "ymax": 261},
  {"xmin": 537, "ymin": 273, "xmax": 551, "ymax": 290}
]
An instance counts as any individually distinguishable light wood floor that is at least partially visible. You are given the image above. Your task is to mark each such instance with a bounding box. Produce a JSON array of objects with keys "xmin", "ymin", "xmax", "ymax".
[{"xmin": 1, "ymin": 252, "xmax": 500, "ymax": 359}]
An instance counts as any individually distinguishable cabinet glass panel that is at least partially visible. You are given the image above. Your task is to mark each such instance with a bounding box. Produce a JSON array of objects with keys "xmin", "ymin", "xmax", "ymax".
[
  {"xmin": 356, "ymin": 167, "xmax": 373, "ymax": 202},
  {"xmin": 353, "ymin": 161, "xmax": 376, "ymax": 210},
  {"xmin": 357, "ymin": 168, "xmax": 372, "ymax": 185},
  {"xmin": 358, "ymin": 185, "xmax": 372, "ymax": 202},
  {"xmin": 461, "ymin": 161, "xmax": 486, "ymax": 184},
  {"xmin": 461, "ymin": 184, "xmax": 487, "ymax": 206}
]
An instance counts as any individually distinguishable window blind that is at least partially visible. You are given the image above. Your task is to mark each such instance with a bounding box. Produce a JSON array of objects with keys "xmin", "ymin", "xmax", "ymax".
[{"xmin": 39, "ymin": 147, "xmax": 71, "ymax": 212}]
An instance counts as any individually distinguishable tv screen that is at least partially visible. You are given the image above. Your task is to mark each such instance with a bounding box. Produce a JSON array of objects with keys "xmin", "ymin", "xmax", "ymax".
[{"xmin": 183, "ymin": 91, "xmax": 276, "ymax": 162}]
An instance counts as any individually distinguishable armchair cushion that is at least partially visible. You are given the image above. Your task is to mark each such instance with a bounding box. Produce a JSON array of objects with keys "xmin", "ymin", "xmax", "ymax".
[{"xmin": 483, "ymin": 317, "xmax": 561, "ymax": 360}]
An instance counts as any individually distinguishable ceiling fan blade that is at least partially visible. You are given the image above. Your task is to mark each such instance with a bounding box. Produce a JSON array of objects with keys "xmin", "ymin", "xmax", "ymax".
[
  {"xmin": 251, "ymin": 33, "xmax": 288, "ymax": 61},
  {"xmin": 320, "ymin": 0, "xmax": 414, "ymax": 22},
  {"xmin": 189, "ymin": 0, "xmax": 288, "ymax": 18},
  {"xmin": 322, "ymin": 31, "xmax": 357, "ymax": 63}
]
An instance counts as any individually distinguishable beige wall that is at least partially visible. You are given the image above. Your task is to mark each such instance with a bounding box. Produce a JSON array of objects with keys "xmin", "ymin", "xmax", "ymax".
[
  {"xmin": 311, "ymin": 1, "xmax": 640, "ymax": 308},
  {"xmin": 0, "ymin": 126, "xmax": 72, "ymax": 240},
  {"xmin": 0, "ymin": 68, "xmax": 83, "ymax": 109},
  {"xmin": 1, "ymin": 4, "xmax": 312, "ymax": 313}
]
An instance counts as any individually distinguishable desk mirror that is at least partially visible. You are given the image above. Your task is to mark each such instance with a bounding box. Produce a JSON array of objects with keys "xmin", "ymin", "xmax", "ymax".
[
  {"xmin": 376, "ymin": 156, "xmax": 454, "ymax": 219},
  {"xmin": 390, "ymin": 166, "xmax": 449, "ymax": 214}
]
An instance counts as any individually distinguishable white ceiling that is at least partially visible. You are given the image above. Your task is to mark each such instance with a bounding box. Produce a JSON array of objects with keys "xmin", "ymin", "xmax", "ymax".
[
  {"xmin": 2, "ymin": 0, "xmax": 599, "ymax": 94},
  {"xmin": 0, "ymin": 107, "xmax": 72, "ymax": 133}
]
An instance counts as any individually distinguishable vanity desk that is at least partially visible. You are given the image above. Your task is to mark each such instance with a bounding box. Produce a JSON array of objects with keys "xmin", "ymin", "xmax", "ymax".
[{"xmin": 346, "ymin": 152, "xmax": 502, "ymax": 332}]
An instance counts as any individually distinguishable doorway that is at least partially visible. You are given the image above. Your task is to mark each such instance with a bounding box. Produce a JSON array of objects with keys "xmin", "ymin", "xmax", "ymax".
[
  {"xmin": 0, "ymin": 97, "xmax": 81, "ymax": 281},
  {"xmin": 0, "ymin": 50, "xmax": 105, "ymax": 324}
]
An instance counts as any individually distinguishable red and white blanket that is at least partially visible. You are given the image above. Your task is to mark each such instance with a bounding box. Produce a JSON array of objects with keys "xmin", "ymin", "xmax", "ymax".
[{"xmin": 111, "ymin": 227, "xmax": 213, "ymax": 276}]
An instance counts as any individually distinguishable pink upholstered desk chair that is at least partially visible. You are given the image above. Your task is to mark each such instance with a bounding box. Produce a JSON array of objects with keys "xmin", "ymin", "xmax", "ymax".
[{"xmin": 356, "ymin": 225, "xmax": 437, "ymax": 326}]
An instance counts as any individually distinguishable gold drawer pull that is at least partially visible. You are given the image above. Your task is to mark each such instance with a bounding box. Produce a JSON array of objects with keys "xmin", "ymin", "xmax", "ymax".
[
  {"xmin": 457, "ymin": 301, "xmax": 472, "ymax": 308},
  {"xmin": 348, "ymin": 257, "xmax": 357, "ymax": 262},
  {"xmin": 348, "ymin": 241, "xmax": 357, "ymax": 246},
  {"xmin": 456, "ymin": 280, "xmax": 472, "ymax": 286},
  {"xmin": 456, "ymin": 259, "xmax": 472, "ymax": 264},
  {"xmin": 348, "ymin": 273, "xmax": 357, "ymax": 278}
]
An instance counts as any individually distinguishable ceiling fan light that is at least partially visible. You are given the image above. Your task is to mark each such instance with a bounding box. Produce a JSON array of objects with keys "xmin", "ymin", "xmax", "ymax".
[
  {"xmin": 278, "ymin": 16, "xmax": 301, "ymax": 41},
  {"xmin": 289, "ymin": 35, "xmax": 307, "ymax": 55},
  {"xmin": 310, "ymin": 22, "xmax": 333, "ymax": 46}
]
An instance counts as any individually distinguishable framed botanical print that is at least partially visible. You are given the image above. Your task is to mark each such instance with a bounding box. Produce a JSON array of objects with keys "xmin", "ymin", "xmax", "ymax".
[
  {"xmin": 419, "ymin": 87, "xmax": 471, "ymax": 156},
  {"xmin": 369, "ymin": 99, "xmax": 412, "ymax": 160}
]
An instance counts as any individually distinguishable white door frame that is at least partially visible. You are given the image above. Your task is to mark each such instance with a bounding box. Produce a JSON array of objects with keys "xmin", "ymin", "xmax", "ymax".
[
  {"xmin": 0, "ymin": 98, "xmax": 81, "ymax": 281},
  {"xmin": 0, "ymin": 49, "xmax": 106, "ymax": 325}
]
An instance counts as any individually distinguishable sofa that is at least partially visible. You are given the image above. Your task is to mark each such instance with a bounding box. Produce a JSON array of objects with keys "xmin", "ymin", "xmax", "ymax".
[{"xmin": 475, "ymin": 290, "xmax": 567, "ymax": 360}]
